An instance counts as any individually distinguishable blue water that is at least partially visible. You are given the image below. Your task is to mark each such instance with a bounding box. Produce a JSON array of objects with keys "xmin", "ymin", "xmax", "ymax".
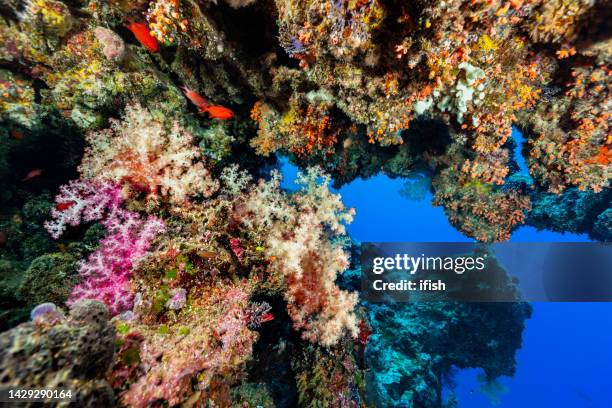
[
  {"xmin": 511, "ymin": 127, "xmax": 533, "ymax": 180},
  {"xmin": 279, "ymin": 149, "xmax": 612, "ymax": 407},
  {"xmin": 452, "ymin": 304, "xmax": 612, "ymax": 408}
]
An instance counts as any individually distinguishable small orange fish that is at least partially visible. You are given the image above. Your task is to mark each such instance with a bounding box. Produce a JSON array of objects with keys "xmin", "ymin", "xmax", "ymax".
[
  {"xmin": 204, "ymin": 105, "xmax": 234, "ymax": 120},
  {"xmin": 126, "ymin": 21, "xmax": 159, "ymax": 53},
  {"xmin": 181, "ymin": 86, "xmax": 234, "ymax": 120},
  {"xmin": 197, "ymin": 251, "xmax": 218, "ymax": 259},
  {"xmin": 22, "ymin": 168, "xmax": 42, "ymax": 181},
  {"xmin": 56, "ymin": 201, "xmax": 76, "ymax": 211}
]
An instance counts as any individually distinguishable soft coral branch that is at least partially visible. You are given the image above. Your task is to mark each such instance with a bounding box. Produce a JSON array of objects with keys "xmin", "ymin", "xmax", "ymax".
[
  {"xmin": 79, "ymin": 102, "xmax": 219, "ymax": 204},
  {"xmin": 44, "ymin": 179, "xmax": 124, "ymax": 239},
  {"xmin": 235, "ymin": 167, "xmax": 358, "ymax": 346},
  {"xmin": 68, "ymin": 209, "xmax": 165, "ymax": 316},
  {"xmin": 45, "ymin": 178, "xmax": 165, "ymax": 315}
]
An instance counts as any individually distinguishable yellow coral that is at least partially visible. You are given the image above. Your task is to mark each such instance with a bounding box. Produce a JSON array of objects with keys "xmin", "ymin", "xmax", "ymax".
[{"xmin": 475, "ymin": 35, "xmax": 500, "ymax": 52}]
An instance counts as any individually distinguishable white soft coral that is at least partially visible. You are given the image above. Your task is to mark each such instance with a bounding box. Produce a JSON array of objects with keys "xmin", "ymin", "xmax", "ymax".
[
  {"xmin": 44, "ymin": 179, "xmax": 124, "ymax": 239},
  {"xmin": 79, "ymin": 102, "xmax": 219, "ymax": 204},
  {"xmin": 235, "ymin": 166, "xmax": 358, "ymax": 347}
]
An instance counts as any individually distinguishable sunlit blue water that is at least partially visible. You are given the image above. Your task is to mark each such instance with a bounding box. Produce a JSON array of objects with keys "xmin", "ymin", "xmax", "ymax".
[{"xmin": 279, "ymin": 146, "xmax": 612, "ymax": 407}]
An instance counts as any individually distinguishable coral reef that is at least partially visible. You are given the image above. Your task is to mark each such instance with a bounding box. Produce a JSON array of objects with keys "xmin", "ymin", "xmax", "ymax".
[
  {"xmin": 292, "ymin": 342, "xmax": 360, "ymax": 407},
  {"xmin": 528, "ymin": 187, "xmax": 612, "ymax": 241},
  {"xmin": 432, "ymin": 145, "xmax": 532, "ymax": 242},
  {"xmin": 44, "ymin": 178, "xmax": 165, "ymax": 315},
  {"xmin": 235, "ymin": 167, "xmax": 358, "ymax": 346},
  {"xmin": 358, "ymin": 248, "xmax": 530, "ymax": 406},
  {"xmin": 118, "ymin": 280, "xmax": 260, "ymax": 407},
  {"xmin": 2, "ymin": 0, "xmax": 608, "ymax": 242},
  {"xmin": 262, "ymin": 0, "xmax": 610, "ymax": 242},
  {"xmin": 44, "ymin": 179, "xmax": 124, "ymax": 240},
  {"xmin": 365, "ymin": 300, "xmax": 532, "ymax": 408},
  {"xmin": 68, "ymin": 208, "xmax": 165, "ymax": 316},
  {"xmin": 0, "ymin": 0, "xmax": 608, "ymax": 406}
]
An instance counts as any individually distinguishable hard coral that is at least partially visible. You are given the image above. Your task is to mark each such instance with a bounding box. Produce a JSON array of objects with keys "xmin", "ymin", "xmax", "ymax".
[
  {"xmin": 367, "ymin": 300, "xmax": 532, "ymax": 408},
  {"xmin": 524, "ymin": 63, "xmax": 610, "ymax": 194},
  {"xmin": 0, "ymin": 1, "xmax": 609, "ymax": 407},
  {"xmin": 251, "ymin": 96, "xmax": 340, "ymax": 157},
  {"xmin": 20, "ymin": 0, "xmax": 74, "ymax": 38},
  {"xmin": 527, "ymin": 187, "xmax": 611, "ymax": 241},
  {"xmin": 0, "ymin": 74, "xmax": 38, "ymax": 128},
  {"xmin": 93, "ymin": 26, "xmax": 125, "ymax": 61},
  {"xmin": 18, "ymin": 252, "xmax": 79, "ymax": 305},
  {"xmin": 527, "ymin": 0, "xmax": 593, "ymax": 43},
  {"xmin": 120, "ymin": 280, "xmax": 259, "ymax": 407},
  {"xmin": 433, "ymin": 145, "xmax": 531, "ymax": 242},
  {"xmin": 293, "ymin": 343, "xmax": 359, "ymax": 407}
]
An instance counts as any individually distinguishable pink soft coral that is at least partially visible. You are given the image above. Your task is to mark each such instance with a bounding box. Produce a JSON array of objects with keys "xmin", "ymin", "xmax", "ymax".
[
  {"xmin": 44, "ymin": 179, "xmax": 124, "ymax": 239},
  {"xmin": 68, "ymin": 209, "xmax": 165, "ymax": 316},
  {"xmin": 45, "ymin": 178, "xmax": 165, "ymax": 315}
]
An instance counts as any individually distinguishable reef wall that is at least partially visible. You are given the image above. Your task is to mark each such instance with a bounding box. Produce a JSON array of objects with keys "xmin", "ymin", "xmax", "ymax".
[{"xmin": 0, "ymin": 0, "xmax": 609, "ymax": 407}]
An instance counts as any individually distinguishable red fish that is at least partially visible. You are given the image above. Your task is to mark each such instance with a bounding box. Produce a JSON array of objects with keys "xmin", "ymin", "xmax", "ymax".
[
  {"xmin": 22, "ymin": 168, "xmax": 42, "ymax": 181},
  {"xmin": 181, "ymin": 86, "xmax": 208, "ymax": 108},
  {"xmin": 126, "ymin": 21, "xmax": 159, "ymax": 53},
  {"xmin": 260, "ymin": 312, "xmax": 274, "ymax": 323},
  {"xmin": 181, "ymin": 86, "xmax": 234, "ymax": 120},
  {"xmin": 204, "ymin": 105, "xmax": 234, "ymax": 120},
  {"xmin": 56, "ymin": 201, "xmax": 76, "ymax": 211}
]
